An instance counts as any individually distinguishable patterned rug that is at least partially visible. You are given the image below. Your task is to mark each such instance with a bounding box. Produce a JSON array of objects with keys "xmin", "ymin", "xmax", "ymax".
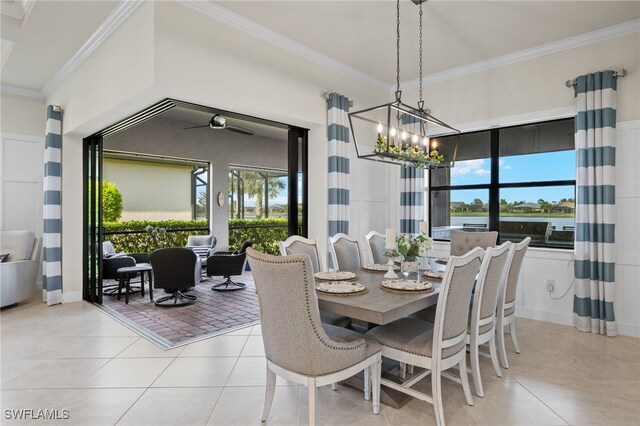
[{"xmin": 100, "ymin": 271, "xmax": 260, "ymax": 348}]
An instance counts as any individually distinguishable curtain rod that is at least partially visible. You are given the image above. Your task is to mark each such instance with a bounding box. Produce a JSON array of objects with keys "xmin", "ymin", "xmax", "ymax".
[
  {"xmin": 323, "ymin": 92, "xmax": 354, "ymax": 107},
  {"xmin": 565, "ymin": 68, "xmax": 627, "ymax": 88}
]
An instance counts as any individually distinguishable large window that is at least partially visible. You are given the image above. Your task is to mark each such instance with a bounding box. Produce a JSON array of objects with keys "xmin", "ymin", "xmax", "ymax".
[{"xmin": 429, "ymin": 118, "xmax": 575, "ymax": 248}]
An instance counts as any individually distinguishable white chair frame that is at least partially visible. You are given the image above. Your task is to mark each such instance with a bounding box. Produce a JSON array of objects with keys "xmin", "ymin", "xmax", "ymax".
[
  {"xmin": 466, "ymin": 242, "xmax": 514, "ymax": 397},
  {"xmin": 278, "ymin": 235, "xmax": 324, "ymax": 272},
  {"xmin": 327, "ymin": 233, "xmax": 363, "ymax": 271},
  {"xmin": 262, "ymin": 354, "xmax": 381, "ymax": 426},
  {"xmin": 375, "ymin": 248, "xmax": 484, "ymax": 426},
  {"xmin": 496, "ymin": 237, "xmax": 531, "ymax": 368},
  {"xmin": 365, "ymin": 230, "xmax": 386, "ymax": 265}
]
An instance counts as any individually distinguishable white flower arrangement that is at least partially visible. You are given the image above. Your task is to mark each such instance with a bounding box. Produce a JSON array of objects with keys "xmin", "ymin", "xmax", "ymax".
[{"xmin": 396, "ymin": 233, "xmax": 433, "ymax": 260}]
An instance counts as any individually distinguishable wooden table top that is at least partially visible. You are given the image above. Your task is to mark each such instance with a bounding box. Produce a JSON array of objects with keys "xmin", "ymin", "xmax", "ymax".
[{"xmin": 316, "ymin": 258, "xmax": 447, "ymax": 325}]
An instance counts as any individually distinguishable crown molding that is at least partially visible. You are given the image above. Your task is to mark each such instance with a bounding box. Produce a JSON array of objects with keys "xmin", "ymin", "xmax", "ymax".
[
  {"xmin": 40, "ymin": 0, "xmax": 146, "ymax": 98},
  {"xmin": 401, "ymin": 18, "xmax": 640, "ymax": 91},
  {"xmin": 175, "ymin": 0, "xmax": 390, "ymax": 93},
  {"xmin": 1, "ymin": 83, "xmax": 45, "ymax": 99}
]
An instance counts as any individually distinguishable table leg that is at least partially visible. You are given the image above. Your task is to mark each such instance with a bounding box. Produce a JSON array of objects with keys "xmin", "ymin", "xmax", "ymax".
[
  {"xmin": 148, "ymin": 271, "xmax": 153, "ymax": 301},
  {"xmin": 125, "ymin": 274, "xmax": 130, "ymax": 304},
  {"xmin": 140, "ymin": 272, "xmax": 145, "ymax": 297},
  {"xmin": 117, "ymin": 276, "xmax": 123, "ymax": 301}
]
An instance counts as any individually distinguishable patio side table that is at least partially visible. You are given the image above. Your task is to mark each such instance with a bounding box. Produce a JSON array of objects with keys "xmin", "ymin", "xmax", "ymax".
[{"xmin": 117, "ymin": 263, "xmax": 153, "ymax": 304}]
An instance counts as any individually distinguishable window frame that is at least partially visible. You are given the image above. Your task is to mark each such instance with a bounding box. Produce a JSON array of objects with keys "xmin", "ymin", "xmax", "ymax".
[{"xmin": 428, "ymin": 118, "xmax": 576, "ymax": 249}]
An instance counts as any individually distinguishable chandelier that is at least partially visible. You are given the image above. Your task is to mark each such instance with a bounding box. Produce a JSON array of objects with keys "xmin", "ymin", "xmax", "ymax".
[{"xmin": 348, "ymin": 0, "xmax": 459, "ymax": 169}]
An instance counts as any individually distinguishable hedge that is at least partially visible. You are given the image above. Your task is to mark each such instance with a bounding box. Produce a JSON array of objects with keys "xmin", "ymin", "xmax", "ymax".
[{"xmin": 103, "ymin": 218, "xmax": 295, "ymax": 255}]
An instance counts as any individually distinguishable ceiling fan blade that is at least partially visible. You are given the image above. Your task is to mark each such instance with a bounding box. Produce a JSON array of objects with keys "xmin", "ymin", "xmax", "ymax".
[
  {"xmin": 226, "ymin": 125, "xmax": 254, "ymax": 136},
  {"xmin": 179, "ymin": 125, "xmax": 210, "ymax": 130}
]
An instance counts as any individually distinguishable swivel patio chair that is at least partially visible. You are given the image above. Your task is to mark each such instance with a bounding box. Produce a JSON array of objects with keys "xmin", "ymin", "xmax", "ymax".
[
  {"xmin": 450, "ymin": 230, "xmax": 498, "ymax": 256},
  {"xmin": 246, "ymin": 248, "xmax": 381, "ymax": 426},
  {"xmin": 150, "ymin": 248, "xmax": 198, "ymax": 307},
  {"xmin": 206, "ymin": 239, "xmax": 253, "ymax": 291},
  {"xmin": 366, "ymin": 248, "xmax": 484, "ymax": 426},
  {"xmin": 279, "ymin": 235, "xmax": 351, "ymax": 329},
  {"xmin": 102, "ymin": 240, "xmax": 150, "ymax": 295},
  {"xmin": 497, "ymin": 237, "xmax": 531, "ymax": 368}
]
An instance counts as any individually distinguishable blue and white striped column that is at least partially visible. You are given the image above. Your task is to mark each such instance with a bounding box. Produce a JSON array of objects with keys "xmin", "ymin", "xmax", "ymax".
[
  {"xmin": 573, "ymin": 71, "xmax": 617, "ymax": 336},
  {"xmin": 400, "ymin": 166, "xmax": 424, "ymax": 234},
  {"xmin": 327, "ymin": 93, "xmax": 350, "ymax": 236},
  {"xmin": 43, "ymin": 105, "xmax": 63, "ymax": 306}
]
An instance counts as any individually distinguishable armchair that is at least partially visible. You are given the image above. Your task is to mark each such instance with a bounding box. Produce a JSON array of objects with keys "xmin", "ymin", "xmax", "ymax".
[
  {"xmin": 186, "ymin": 234, "xmax": 217, "ymax": 266},
  {"xmin": 1, "ymin": 230, "xmax": 41, "ymax": 308},
  {"xmin": 206, "ymin": 239, "xmax": 254, "ymax": 291},
  {"xmin": 102, "ymin": 241, "xmax": 151, "ymax": 295}
]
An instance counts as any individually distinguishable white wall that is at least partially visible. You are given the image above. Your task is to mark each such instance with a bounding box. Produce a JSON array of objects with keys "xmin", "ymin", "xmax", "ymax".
[{"xmin": 402, "ymin": 33, "xmax": 640, "ymax": 336}]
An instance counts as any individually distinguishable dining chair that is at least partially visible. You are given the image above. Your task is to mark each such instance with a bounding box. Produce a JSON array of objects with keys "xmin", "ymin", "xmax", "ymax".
[
  {"xmin": 467, "ymin": 241, "xmax": 513, "ymax": 397},
  {"xmin": 246, "ymin": 248, "xmax": 381, "ymax": 426},
  {"xmin": 449, "ymin": 230, "xmax": 498, "ymax": 256},
  {"xmin": 366, "ymin": 248, "xmax": 484, "ymax": 426},
  {"xmin": 328, "ymin": 233, "xmax": 363, "ymax": 273},
  {"xmin": 365, "ymin": 231, "xmax": 387, "ymax": 264},
  {"xmin": 279, "ymin": 235, "xmax": 351, "ymax": 328},
  {"xmin": 497, "ymin": 236, "xmax": 531, "ymax": 368}
]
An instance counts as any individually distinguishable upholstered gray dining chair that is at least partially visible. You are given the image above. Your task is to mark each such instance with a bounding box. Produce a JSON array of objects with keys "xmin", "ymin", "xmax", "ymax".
[
  {"xmin": 366, "ymin": 247, "xmax": 484, "ymax": 426},
  {"xmin": 278, "ymin": 236, "xmax": 352, "ymax": 329},
  {"xmin": 467, "ymin": 241, "xmax": 513, "ymax": 397},
  {"xmin": 246, "ymin": 248, "xmax": 381, "ymax": 426},
  {"xmin": 365, "ymin": 231, "xmax": 387, "ymax": 264},
  {"xmin": 328, "ymin": 233, "xmax": 363, "ymax": 273},
  {"xmin": 497, "ymin": 237, "xmax": 531, "ymax": 368},
  {"xmin": 450, "ymin": 230, "xmax": 498, "ymax": 256}
]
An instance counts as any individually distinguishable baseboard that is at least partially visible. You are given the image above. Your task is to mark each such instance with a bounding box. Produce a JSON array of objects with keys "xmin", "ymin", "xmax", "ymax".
[
  {"xmin": 62, "ymin": 291, "xmax": 82, "ymax": 304},
  {"xmin": 517, "ymin": 306, "xmax": 640, "ymax": 338}
]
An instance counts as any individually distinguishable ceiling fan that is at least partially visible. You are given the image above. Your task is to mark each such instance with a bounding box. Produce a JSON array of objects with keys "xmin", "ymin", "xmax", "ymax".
[{"xmin": 180, "ymin": 114, "xmax": 254, "ymax": 135}]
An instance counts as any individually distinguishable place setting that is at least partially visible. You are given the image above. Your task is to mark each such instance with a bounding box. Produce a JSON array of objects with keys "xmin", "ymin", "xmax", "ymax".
[
  {"xmin": 314, "ymin": 271, "xmax": 367, "ymax": 296},
  {"xmin": 379, "ymin": 279, "xmax": 433, "ymax": 294}
]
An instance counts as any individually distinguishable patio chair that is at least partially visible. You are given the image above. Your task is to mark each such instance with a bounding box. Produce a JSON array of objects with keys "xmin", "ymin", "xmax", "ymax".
[
  {"xmin": 185, "ymin": 234, "xmax": 217, "ymax": 266},
  {"xmin": 450, "ymin": 230, "xmax": 498, "ymax": 256},
  {"xmin": 497, "ymin": 237, "xmax": 531, "ymax": 368},
  {"xmin": 366, "ymin": 248, "xmax": 484, "ymax": 426},
  {"xmin": 150, "ymin": 247, "xmax": 199, "ymax": 306},
  {"xmin": 246, "ymin": 248, "xmax": 381, "ymax": 426},
  {"xmin": 328, "ymin": 233, "xmax": 363, "ymax": 273},
  {"xmin": 206, "ymin": 239, "xmax": 253, "ymax": 291},
  {"xmin": 102, "ymin": 241, "xmax": 150, "ymax": 294},
  {"xmin": 365, "ymin": 231, "xmax": 387, "ymax": 264},
  {"xmin": 279, "ymin": 235, "xmax": 351, "ymax": 329}
]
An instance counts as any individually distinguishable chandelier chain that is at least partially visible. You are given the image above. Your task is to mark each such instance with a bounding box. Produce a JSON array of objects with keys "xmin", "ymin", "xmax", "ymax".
[
  {"xmin": 396, "ymin": 0, "xmax": 400, "ymax": 93},
  {"xmin": 419, "ymin": 1, "xmax": 423, "ymax": 105}
]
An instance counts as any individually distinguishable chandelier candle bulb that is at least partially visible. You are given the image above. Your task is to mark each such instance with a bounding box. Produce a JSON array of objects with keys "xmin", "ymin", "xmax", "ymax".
[
  {"xmin": 377, "ymin": 122, "xmax": 383, "ymax": 139},
  {"xmin": 419, "ymin": 221, "xmax": 428, "ymax": 235},
  {"xmin": 386, "ymin": 228, "xmax": 397, "ymax": 249}
]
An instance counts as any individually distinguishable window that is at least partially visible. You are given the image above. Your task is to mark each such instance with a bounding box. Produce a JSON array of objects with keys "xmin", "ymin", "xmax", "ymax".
[
  {"xmin": 429, "ymin": 118, "xmax": 575, "ymax": 248},
  {"xmin": 228, "ymin": 166, "xmax": 289, "ymax": 219},
  {"xmin": 193, "ymin": 166, "xmax": 208, "ymax": 220}
]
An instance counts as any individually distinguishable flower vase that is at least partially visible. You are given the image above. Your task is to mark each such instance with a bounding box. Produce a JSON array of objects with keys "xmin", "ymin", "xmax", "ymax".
[{"xmin": 401, "ymin": 257, "xmax": 418, "ymax": 280}]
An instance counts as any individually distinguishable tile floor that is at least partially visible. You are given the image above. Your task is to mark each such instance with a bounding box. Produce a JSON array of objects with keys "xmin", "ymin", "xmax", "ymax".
[
  {"xmin": 101, "ymin": 272, "xmax": 260, "ymax": 347},
  {"xmin": 1, "ymin": 295, "xmax": 639, "ymax": 425}
]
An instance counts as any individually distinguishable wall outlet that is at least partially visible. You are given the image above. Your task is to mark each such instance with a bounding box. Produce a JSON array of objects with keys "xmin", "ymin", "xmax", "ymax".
[{"xmin": 546, "ymin": 279, "xmax": 555, "ymax": 292}]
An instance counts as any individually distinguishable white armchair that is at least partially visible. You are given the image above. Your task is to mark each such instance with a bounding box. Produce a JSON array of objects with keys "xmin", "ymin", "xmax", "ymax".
[{"xmin": 1, "ymin": 230, "xmax": 42, "ymax": 308}]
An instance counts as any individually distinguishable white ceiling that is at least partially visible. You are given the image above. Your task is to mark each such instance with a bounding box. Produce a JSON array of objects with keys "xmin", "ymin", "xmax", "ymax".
[{"xmin": 1, "ymin": 1, "xmax": 639, "ymax": 96}]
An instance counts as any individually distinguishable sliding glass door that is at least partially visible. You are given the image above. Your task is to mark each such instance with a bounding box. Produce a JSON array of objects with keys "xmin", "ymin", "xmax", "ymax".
[{"xmin": 83, "ymin": 135, "xmax": 103, "ymax": 303}]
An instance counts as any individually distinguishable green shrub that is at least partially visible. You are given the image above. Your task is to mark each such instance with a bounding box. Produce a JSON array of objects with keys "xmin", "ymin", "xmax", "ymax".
[
  {"xmin": 102, "ymin": 182, "xmax": 123, "ymax": 222},
  {"xmin": 229, "ymin": 218, "xmax": 289, "ymax": 255}
]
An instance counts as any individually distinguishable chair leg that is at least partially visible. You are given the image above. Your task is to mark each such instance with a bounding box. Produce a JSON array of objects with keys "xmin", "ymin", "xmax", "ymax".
[
  {"xmin": 470, "ymin": 343, "xmax": 484, "ymax": 397},
  {"xmin": 431, "ymin": 368, "xmax": 445, "ymax": 426},
  {"xmin": 261, "ymin": 367, "xmax": 276, "ymax": 422},
  {"xmin": 489, "ymin": 334, "xmax": 502, "ymax": 378},
  {"xmin": 307, "ymin": 378, "xmax": 317, "ymax": 426},
  {"xmin": 407, "ymin": 364, "xmax": 415, "ymax": 375},
  {"xmin": 497, "ymin": 319, "xmax": 509, "ymax": 369},
  {"xmin": 510, "ymin": 320, "xmax": 521, "ymax": 354},
  {"xmin": 372, "ymin": 358, "xmax": 381, "ymax": 415},
  {"xmin": 331, "ymin": 383, "xmax": 337, "ymax": 391},
  {"xmin": 459, "ymin": 353, "xmax": 474, "ymax": 406},
  {"xmin": 364, "ymin": 366, "xmax": 371, "ymax": 401},
  {"xmin": 399, "ymin": 362, "xmax": 406, "ymax": 379}
]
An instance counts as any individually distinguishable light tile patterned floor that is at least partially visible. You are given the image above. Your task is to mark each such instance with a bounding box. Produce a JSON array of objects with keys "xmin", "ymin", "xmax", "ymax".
[
  {"xmin": 101, "ymin": 271, "xmax": 260, "ymax": 346},
  {"xmin": 1, "ymin": 295, "xmax": 639, "ymax": 425}
]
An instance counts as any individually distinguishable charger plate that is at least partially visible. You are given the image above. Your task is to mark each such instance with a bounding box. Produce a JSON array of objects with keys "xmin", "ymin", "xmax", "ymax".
[
  {"xmin": 435, "ymin": 258, "xmax": 449, "ymax": 265},
  {"xmin": 316, "ymin": 281, "xmax": 367, "ymax": 296},
  {"xmin": 380, "ymin": 279, "xmax": 433, "ymax": 293},
  {"xmin": 424, "ymin": 270, "xmax": 445, "ymax": 280},
  {"xmin": 314, "ymin": 271, "xmax": 357, "ymax": 281},
  {"xmin": 362, "ymin": 264, "xmax": 400, "ymax": 272}
]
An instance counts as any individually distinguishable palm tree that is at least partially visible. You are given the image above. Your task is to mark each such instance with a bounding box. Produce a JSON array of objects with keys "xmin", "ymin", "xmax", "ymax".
[{"xmin": 241, "ymin": 172, "xmax": 286, "ymax": 219}]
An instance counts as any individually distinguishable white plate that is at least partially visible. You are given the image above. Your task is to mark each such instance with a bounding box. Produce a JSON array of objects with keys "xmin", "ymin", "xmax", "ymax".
[
  {"xmin": 362, "ymin": 264, "xmax": 399, "ymax": 272},
  {"xmin": 424, "ymin": 271, "xmax": 444, "ymax": 279},
  {"xmin": 381, "ymin": 280, "xmax": 433, "ymax": 291},
  {"xmin": 314, "ymin": 271, "xmax": 357, "ymax": 281},
  {"xmin": 316, "ymin": 281, "xmax": 366, "ymax": 294}
]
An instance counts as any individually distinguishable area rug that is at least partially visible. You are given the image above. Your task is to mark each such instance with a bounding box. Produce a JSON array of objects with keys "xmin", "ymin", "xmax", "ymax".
[{"xmin": 99, "ymin": 271, "xmax": 260, "ymax": 349}]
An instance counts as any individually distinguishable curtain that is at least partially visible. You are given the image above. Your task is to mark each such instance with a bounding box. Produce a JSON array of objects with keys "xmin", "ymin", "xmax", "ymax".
[
  {"xmin": 573, "ymin": 71, "xmax": 617, "ymax": 336},
  {"xmin": 43, "ymin": 105, "xmax": 63, "ymax": 306},
  {"xmin": 327, "ymin": 93, "xmax": 350, "ymax": 236},
  {"xmin": 400, "ymin": 166, "xmax": 424, "ymax": 234}
]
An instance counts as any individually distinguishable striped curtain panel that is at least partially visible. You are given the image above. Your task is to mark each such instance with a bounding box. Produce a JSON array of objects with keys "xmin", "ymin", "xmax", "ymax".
[
  {"xmin": 43, "ymin": 105, "xmax": 63, "ymax": 306},
  {"xmin": 573, "ymin": 71, "xmax": 617, "ymax": 336},
  {"xmin": 327, "ymin": 93, "xmax": 350, "ymax": 236},
  {"xmin": 400, "ymin": 166, "xmax": 424, "ymax": 234}
]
